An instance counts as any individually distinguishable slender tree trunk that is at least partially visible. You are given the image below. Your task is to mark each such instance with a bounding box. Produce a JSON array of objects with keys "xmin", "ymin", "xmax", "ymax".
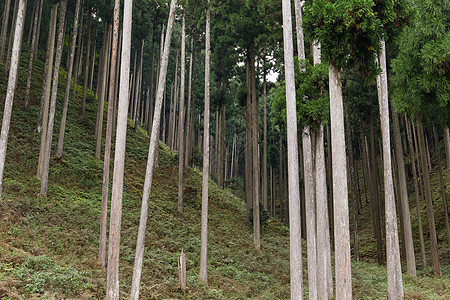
[
  {"xmin": 199, "ymin": 0, "xmax": 211, "ymax": 283},
  {"xmin": 184, "ymin": 38, "xmax": 193, "ymax": 169},
  {"xmin": 37, "ymin": 5, "xmax": 57, "ymax": 176},
  {"xmin": 444, "ymin": 128, "xmax": 450, "ymax": 184},
  {"xmin": 95, "ymin": 25, "xmax": 112, "ymax": 159},
  {"xmin": 105, "ymin": 0, "xmax": 133, "ymax": 298},
  {"xmin": 417, "ymin": 124, "xmax": 441, "ymax": 277},
  {"xmin": 369, "ymin": 117, "xmax": 384, "ymax": 265},
  {"xmin": 40, "ymin": 0, "xmax": 68, "ymax": 196},
  {"xmin": 134, "ymin": 40, "xmax": 144, "ymax": 132},
  {"xmin": 82, "ymin": 6, "xmax": 92, "ymax": 114},
  {"xmin": 4, "ymin": 0, "xmax": 18, "ymax": 76},
  {"xmin": 250, "ymin": 48, "xmax": 260, "ymax": 250},
  {"xmin": 328, "ymin": 63, "xmax": 352, "ymax": 298},
  {"xmin": 262, "ymin": 64, "xmax": 268, "ymax": 210},
  {"xmin": 282, "ymin": 0, "xmax": 303, "ymax": 296},
  {"xmin": 26, "ymin": 0, "xmax": 36, "ymax": 46},
  {"xmin": 89, "ymin": 41, "xmax": 95, "ymax": 91},
  {"xmin": 56, "ymin": 0, "xmax": 82, "ymax": 159},
  {"xmin": 0, "ymin": 0, "xmax": 11, "ymax": 62},
  {"xmin": 0, "ymin": 0, "xmax": 26, "ymax": 199},
  {"xmin": 71, "ymin": 10, "xmax": 84, "ymax": 101},
  {"xmin": 177, "ymin": 14, "xmax": 186, "ymax": 213},
  {"xmin": 326, "ymin": 124, "xmax": 334, "ymax": 244},
  {"xmin": 128, "ymin": 1, "xmax": 176, "ymax": 298},
  {"xmin": 147, "ymin": 39, "xmax": 155, "ymax": 135},
  {"xmin": 376, "ymin": 40, "xmax": 403, "ymax": 298},
  {"xmin": 405, "ymin": 116, "xmax": 427, "ymax": 268},
  {"xmin": 245, "ymin": 56, "xmax": 252, "ymax": 222},
  {"xmin": 24, "ymin": 0, "xmax": 43, "ymax": 110},
  {"xmin": 432, "ymin": 125, "xmax": 450, "ymax": 244},
  {"xmin": 98, "ymin": 0, "xmax": 119, "ymax": 268},
  {"xmin": 392, "ymin": 106, "xmax": 416, "ymax": 276}
]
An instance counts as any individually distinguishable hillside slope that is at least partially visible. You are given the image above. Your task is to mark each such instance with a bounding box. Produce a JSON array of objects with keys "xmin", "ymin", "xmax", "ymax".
[{"xmin": 0, "ymin": 48, "xmax": 448, "ymax": 299}]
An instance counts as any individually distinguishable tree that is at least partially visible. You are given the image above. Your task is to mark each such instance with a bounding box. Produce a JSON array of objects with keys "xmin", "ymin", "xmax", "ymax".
[
  {"xmin": 40, "ymin": 0, "xmax": 68, "ymax": 197},
  {"xmin": 177, "ymin": 12, "xmax": 186, "ymax": 213},
  {"xmin": 98, "ymin": 0, "xmax": 120, "ymax": 268},
  {"xmin": 281, "ymin": 0, "xmax": 303, "ymax": 297},
  {"xmin": 129, "ymin": 0, "xmax": 176, "ymax": 298},
  {"xmin": 106, "ymin": 0, "xmax": 133, "ymax": 298},
  {"xmin": 0, "ymin": 0, "xmax": 27, "ymax": 200},
  {"xmin": 56, "ymin": 0, "xmax": 82, "ymax": 158},
  {"xmin": 199, "ymin": 0, "xmax": 211, "ymax": 283},
  {"xmin": 0, "ymin": 0, "xmax": 12, "ymax": 62}
]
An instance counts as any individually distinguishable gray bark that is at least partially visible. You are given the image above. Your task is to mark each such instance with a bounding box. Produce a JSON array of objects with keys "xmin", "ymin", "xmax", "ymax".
[
  {"xmin": 282, "ymin": 0, "xmax": 303, "ymax": 297},
  {"xmin": 0, "ymin": 0, "xmax": 26, "ymax": 199},
  {"xmin": 0, "ymin": 0, "xmax": 11, "ymax": 62},
  {"xmin": 40, "ymin": 0, "xmax": 68, "ymax": 196},
  {"xmin": 37, "ymin": 4, "xmax": 57, "ymax": 177},
  {"xmin": 56, "ymin": 0, "xmax": 82, "ymax": 158},
  {"xmin": 105, "ymin": 0, "xmax": 133, "ymax": 298},
  {"xmin": 251, "ymin": 50, "xmax": 260, "ymax": 250},
  {"xmin": 24, "ymin": 0, "xmax": 43, "ymax": 110},
  {"xmin": 82, "ymin": 7, "xmax": 92, "ymax": 114},
  {"xmin": 376, "ymin": 40, "xmax": 403, "ymax": 298},
  {"xmin": 199, "ymin": 0, "xmax": 210, "ymax": 283},
  {"xmin": 98, "ymin": 0, "xmax": 120, "ymax": 268},
  {"xmin": 328, "ymin": 63, "xmax": 352, "ymax": 299},
  {"xmin": 392, "ymin": 106, "xmax": 416, "ymax": 276},
  {"xmin": 177, "ymin": 14, "xmax": 186, "ymax": 213},
  {"xmin": 128, "ymin": 1, "xmax": 176, "ymax": 298}
]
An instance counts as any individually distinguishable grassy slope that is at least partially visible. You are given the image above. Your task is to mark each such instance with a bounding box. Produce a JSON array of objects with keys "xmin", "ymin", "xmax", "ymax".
[{"xmin": 0, "ymin": 48, "xmax": 448, "ymax": 299}]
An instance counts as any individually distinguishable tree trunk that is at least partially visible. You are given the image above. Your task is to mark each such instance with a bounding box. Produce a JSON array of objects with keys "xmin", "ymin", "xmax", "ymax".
[
  {"xmin": 199, "ymin": 0, "xmax": 210, "ymax": 283},
  {"xmin": 417, "ymin": 124, "xmax": 441, "ymax": 277},
  {"xmin": 405, "ymin": 116, "xmax": 427, "ymax": 268},
  {"xmin": 250, "ymin": 48, "xmax": 260, "ymax": 250},
  {"xmin": 105, "ymin": 0, "xmax": 133, "ymax": 297},
  {"xmin": 376, "ymin": 40, "xmax": 403, "ymax": 298},
  {"xmin": 37, "ymin": 4, "xmax": 57, "ymax": 176},
  {"xmin": 0, "ymin": 0, "xmax": 26, "ymax": 199},
  {"xmin": 391, "ymin": 106, "xmax": 416, "ymax": 276},
  {"xmin": 444, "ymin": 128, "xmax": 450, "ymax": 184},
  {"xmin": 82, "ymin": 6, "xmax": 92, "ymax": 115},
  {"xmin": 282, "ymin": 0, "xmax": 303, "ymax": 296},
  {"xmin": 24, "ymin": 0, "xmax": 43, "ymax": 110},
  {"xmin": 26, "ymin": 0, "xmax": 36, "ymax": 46},
  {"xmin": 369, "ymin": 117, "xmax": 384, "ymax": 265},
  {"xmin": 89, "ymin": 41, "xmax": 95, "ymax": 91},
  {"xmin": 40, "ymin": 0, "xmax": 67, "ymax": 196},
  {"xmin": 184, "ymin": 38, "xmax": 193, "ymax": 169},
  {"xmin": 328, "ymin": 63, "xmax": 352, "ymax": 298},
  {"xmin": 95, "ymin": 25, "xmax": 112, "ymax": 160},
  {"xmin": 128, "ymin": 1, "xmax": 176, "ymax": 298},
  {"xmin": 98, "ymin": 0, "xmax": 119, "ymax": 268},
  {"xmin": 147, "ymin": 39, "xmax": 155, "ymax": 135},
  {"xmin": 71, "ymin": 10, "xmax": 84, "ymax": 101},
  {"xmin": 245, "ymin": 56, "xmax": 252, "ymax": 222},
  {"xmin": 55, "ymin": 0, "xmax": 82, "ymax": 159},
  {"xmin": 0, "ymin": 0, "xmax": 11, "ymax": 63},
  {"xmin": 262, "ymin": 64, "xmax": 268, "ymax": 210},
  {"xmin": 3, "ymin": 0, "xmax": 18, "ymax": 76},
  {"xmin": 177, "ymin": 14, "xmax": 186, "ymax": 213},
  {"xmin": 432, "ymin": 125, "xmax": 450, "ymax": 244}
]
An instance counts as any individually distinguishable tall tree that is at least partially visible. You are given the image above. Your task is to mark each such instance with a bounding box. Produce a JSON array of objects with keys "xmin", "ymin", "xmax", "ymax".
[
  {"xmin": 376, "ymin": 39, "xmax": 403, "ymax": 298},
  {"xmin": 0, "ymin": 0, "xmax": 26, "ymax": 199},
  {"xmin": 0, "ymin": 0, "xmax": 11, "ymax": 62},
  {"xmin": 98, "ymin": 0, "xmax": 120, "ymax": 268},
  {"xmin": 177, "ymin": 13, "xmax": 186, "ymax": 213},
  {"xmin": 128, "ymin": 1, "xmax": 176, "ymax": 298},
  {"xmin": 281, "ymin": 0, "xmax": 303, "ymax": 297},
  {"xmin": 106, "ymin": 0, "xmax": 133, "ymax": 297},
  {"xmin": 199, "ymin": 0, "xmax": 211, "ymax": 283},
  {"xmin": 40, "ymin": 0, "xmax": 68, "ymax": 197},
  {"xmin": 56, "ymin": 0, "xmax": 82, "ymax": 158}
]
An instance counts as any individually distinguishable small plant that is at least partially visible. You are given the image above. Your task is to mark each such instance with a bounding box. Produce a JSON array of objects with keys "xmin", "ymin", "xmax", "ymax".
[{"xmin": 16, "ymin": 255, "xmax": 93, "ymax": 295}]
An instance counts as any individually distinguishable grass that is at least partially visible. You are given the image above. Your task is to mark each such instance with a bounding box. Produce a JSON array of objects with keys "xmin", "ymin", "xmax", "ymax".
[{"xmin": 0, "ymin": 45, "xmax": 448, "ymax": 299}]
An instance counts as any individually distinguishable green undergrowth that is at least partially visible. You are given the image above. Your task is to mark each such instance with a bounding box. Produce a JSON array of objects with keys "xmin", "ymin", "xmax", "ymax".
[{"xmin": 0, "ymin": 46, "xmax": 448, "ymax": 299}]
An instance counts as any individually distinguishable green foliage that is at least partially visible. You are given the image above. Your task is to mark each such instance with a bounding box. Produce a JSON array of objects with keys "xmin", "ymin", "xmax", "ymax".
[
  {"xmin": 295, "ymin": 59, "xmax": 330, "ymax": 129},
  {"xmin": 391, "ymin": 0, "xmax": 450, "ymax": 126},
  {"xmin": 17, "ymin": 256, "xmax": 93, "ymax": 295}
]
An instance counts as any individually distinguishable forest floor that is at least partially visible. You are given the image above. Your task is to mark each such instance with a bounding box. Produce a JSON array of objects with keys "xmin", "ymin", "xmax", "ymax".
[{"xmin": 0, "ymin": 48, "xmax": 449, "ymax": 299}]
